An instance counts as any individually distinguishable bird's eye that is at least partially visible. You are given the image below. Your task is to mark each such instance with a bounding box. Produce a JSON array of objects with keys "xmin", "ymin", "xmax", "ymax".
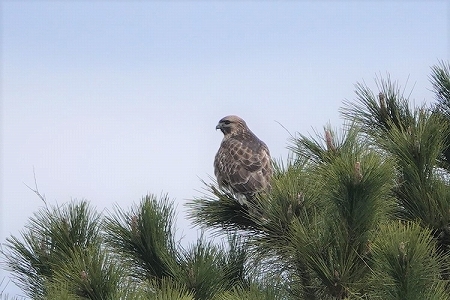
[{"xmin": 224, "ymin": 120, "xmax": 231, "ymax": 125}]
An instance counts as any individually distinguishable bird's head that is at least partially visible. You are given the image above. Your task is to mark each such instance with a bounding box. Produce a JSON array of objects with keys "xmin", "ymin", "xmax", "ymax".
[{"xmin": 216, "ymin": 115, "xmax": 247, "ymax": 136}]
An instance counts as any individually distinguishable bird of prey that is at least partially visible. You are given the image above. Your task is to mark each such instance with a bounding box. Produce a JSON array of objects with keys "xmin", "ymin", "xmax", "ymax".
[{"xmin": 214, "ymin": 115, "xmax": 272, "ymax": 205}]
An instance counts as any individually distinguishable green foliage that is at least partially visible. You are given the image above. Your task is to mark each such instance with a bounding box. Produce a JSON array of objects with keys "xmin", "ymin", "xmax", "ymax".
[
  {"xmin": 147, "ymin": 278, "xmax": 195, "ymax": 300},
  {"xmin": 431, "ymin": 61, "xmax": 450, "ymax": 171},
  {"xmin": 342, "ymin": 70, "xmax": 450, "ymax": 257},
  {"xmin": 286, "ymin": 127, "xmax": 395, "ymax": 298},
  {"xmin": 178, "ymin": 238, "xmax": 231, "ymax": 299},
  {"xmin": 175, "ymin": 233, "xmax": 260, "ymax": 299},
  {"xmin": 41, "ymin": 280, "xmax": 81, "ymax": 300},
  {"xmin": 191, "ymin": 124, "xmax": 396, "ymax": 299},
  {"xmin": 341, "ymin": 76, "xmax": 415, "ymax": 138},
  {"xmin": 104, "ymin": 194, "xmax": 179, "ymax": 281},
  {"xmin": 189, "ymin": 63, "xmax": 450, "ymax": 298},
  {"xmin": 214, "ymin": 283, "xmax": 282, "ymax": 300},
  {"xmin": 51, "ymin": 246, "xmax": 123, "ymax": 300},
  {"xmin": 104, "ymin": 194, "xmax": 261, "ymax": 299},
  {"xmin": 387, "ymin": 111, "xmax": 450, "ymax": 228},
  {"xmin": 4, "ymin": 61, "xmax": 450, "ymax": 299},
  {"xmin": 187, "ymin": 183, "xmax": 259, "ymax": 232},
  {"xmin": 431, "ymin": 61, "xmax": 450, "ymax": 113},
  {"xmin": 2, "ymin": 201, "xmax": 102, "ymax": 299},
  {"xmin": 306, "ymin": 127, "xmax": 395, "ymax": 241},
  {"xmin": 368, "ymin": 221, "xmax": 449, "ymax": 299}
]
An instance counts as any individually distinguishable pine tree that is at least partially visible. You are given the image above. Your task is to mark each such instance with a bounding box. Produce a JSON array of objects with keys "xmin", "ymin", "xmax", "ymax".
[
  {"xmin": 3, "ymin": 61, "xmax": 450, "ymax": 299},
  {"xmin": 190, "ymin": 61, "xmax": 450, "ymax": 299},
  {"xmin": 2, "ymin": 195, "xmax": 274, "ymax": 299}
]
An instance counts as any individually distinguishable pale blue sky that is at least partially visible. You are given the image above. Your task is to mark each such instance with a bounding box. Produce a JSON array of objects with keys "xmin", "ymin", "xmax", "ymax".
[{"xmin": 1, "ymin": 1, "xmax": 449, "ymax": 297}]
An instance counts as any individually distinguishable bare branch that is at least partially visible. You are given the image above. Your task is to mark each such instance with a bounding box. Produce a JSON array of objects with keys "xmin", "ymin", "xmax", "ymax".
[{"xmin": 23, "ymin": 167, "xmax": 47, "ymax": 206}]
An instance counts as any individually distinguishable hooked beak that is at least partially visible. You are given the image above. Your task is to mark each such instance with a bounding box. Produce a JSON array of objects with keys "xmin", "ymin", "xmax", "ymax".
[{"xmin": 215, "ymin": 123, "xmax": 222, "ymax": 130}]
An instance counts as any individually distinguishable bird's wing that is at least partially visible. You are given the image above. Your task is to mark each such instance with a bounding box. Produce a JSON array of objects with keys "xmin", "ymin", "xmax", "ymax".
[{"xmin": 215, "ymin": 134, "xmax": 271, "ymax": 194}]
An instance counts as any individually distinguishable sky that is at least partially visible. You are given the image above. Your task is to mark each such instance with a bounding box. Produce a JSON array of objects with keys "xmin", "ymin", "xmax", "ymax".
[{"xmin": 1, "ymin": 1, "xmax": 449, "ymax": 297}]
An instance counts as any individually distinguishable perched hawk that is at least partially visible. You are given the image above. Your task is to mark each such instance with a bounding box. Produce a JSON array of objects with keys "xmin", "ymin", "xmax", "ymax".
[{"xmin": 214, "ymin": 115, "xmax": 272, "ymax": 204}]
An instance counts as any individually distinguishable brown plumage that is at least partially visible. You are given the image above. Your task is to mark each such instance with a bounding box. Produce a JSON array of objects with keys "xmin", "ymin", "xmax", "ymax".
[{"xmin": 214, "ymin": 115, "xmax": 272, "ymax": 203}]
